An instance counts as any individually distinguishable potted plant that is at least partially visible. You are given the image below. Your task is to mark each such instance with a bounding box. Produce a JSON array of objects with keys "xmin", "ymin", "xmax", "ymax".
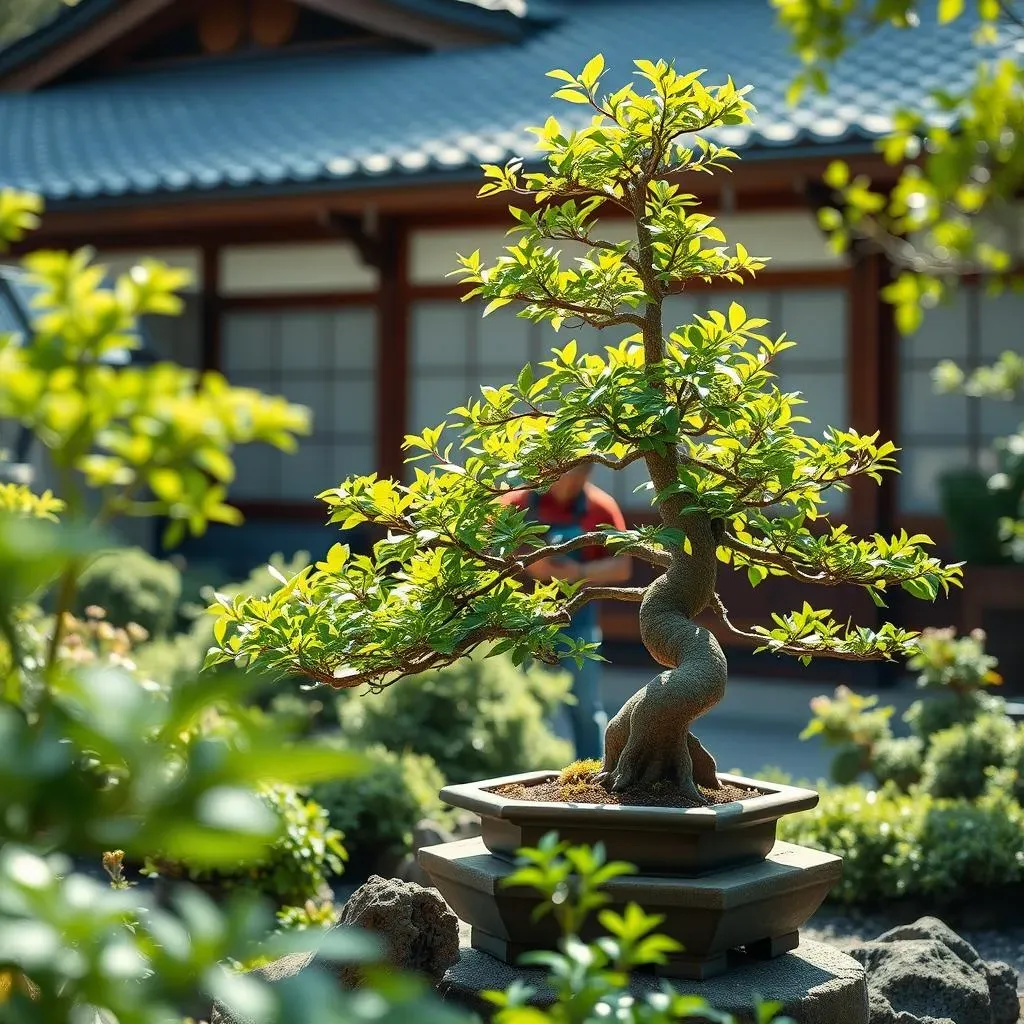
[{"xmin": 211, "ymin": 57, "xmax": 962, "ymax": 977}]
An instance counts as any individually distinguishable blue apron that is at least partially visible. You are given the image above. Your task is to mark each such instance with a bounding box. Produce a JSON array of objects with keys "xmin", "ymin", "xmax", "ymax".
[
  {"xmin": 527, "ymin": 489, "xmax": 598, "ymax": 636},
  {"xmin": 527, "ymin": 489, "xmax": 605, "ymax": 758}
]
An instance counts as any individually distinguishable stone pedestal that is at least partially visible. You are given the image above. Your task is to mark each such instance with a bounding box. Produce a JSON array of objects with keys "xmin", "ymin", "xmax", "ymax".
[
  {"xmin": 421, "ymin": 837, "xmax": 841, "ymax": 980},
  {"xmin": 439, "ymin": 938, "xmax": 869, "ymax": 1024}
]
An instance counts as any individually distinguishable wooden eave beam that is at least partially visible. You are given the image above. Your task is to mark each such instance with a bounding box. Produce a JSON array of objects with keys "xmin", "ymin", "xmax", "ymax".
[
  {"xmin": 1, "ymin": 0, "xmax": 177, "ymax": 92},
  {"xmin": 293, "ymin": 0, "xmax": 502, "ymax": 48},
  {"xmin": 19, "ymin": 152, "xmax": 895, "ymax": 251}
]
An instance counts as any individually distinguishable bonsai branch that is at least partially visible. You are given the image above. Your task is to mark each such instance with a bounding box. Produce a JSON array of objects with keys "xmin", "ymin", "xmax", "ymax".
[
  {"xmin": 564, "ymin": 585, "xmax": 646, "ymax": 617},
  {"xmin": 518, "ymin": 285, "xmax": 645, "ymax": 329},
  {"xmin": 708, "ymin": 598, "xmax": 892, "ymax": 664}
]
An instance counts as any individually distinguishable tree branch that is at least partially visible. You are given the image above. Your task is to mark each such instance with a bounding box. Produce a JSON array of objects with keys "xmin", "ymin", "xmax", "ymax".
[
  {"xmin": 517, "ymin": 287, "xmax": 645, "ymax": 329},
  {"xmin": 724, "ymin": 531, "xmax": 835, "ymax": 585},
  {"xmin": 565, "ymin": 585, "xmax": 646, "ymax": 616},
  {"xmin": 708, "ymin": 596, "xmax": 893, "ymax": 663}
]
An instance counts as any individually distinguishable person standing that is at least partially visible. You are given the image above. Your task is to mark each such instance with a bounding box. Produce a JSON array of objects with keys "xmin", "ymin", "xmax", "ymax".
[{"xmin": 502, "ymin": 465, "xmax": 632, "ymax": 760}]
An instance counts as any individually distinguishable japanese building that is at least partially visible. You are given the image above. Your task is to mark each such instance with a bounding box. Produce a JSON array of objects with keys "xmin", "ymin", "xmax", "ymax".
[{"xmin": 2, "ymin": 0, "xmax": 1020, "ymax": 665}]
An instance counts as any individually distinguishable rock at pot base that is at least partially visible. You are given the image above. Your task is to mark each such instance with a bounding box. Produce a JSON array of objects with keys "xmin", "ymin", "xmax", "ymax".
[
  {"xmin": 849, "ymin": 916, "xmax": 1021, "ymax": 1024},
  {"xmin": 338, "ymin": 874, "xmax": 460, "ymax": 985},
  {"xmin": 439, "ymin": 937, "xmax": 868, "ymax": 1024}
]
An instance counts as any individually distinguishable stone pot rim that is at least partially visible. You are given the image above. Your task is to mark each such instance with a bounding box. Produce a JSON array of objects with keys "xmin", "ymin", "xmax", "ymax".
[{"xmin": 440, "ymin": 771, "xmax": 819, "ymax": 832}]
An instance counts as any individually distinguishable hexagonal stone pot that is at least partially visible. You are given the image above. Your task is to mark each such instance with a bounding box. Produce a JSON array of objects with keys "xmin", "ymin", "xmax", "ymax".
[
  {"xmin": 421, "ymin": 836, "xmax": 842, "ymax": 980},
  {"xmin": 439, "ymin": 770, "xmax": 821, "ymax": 876}
]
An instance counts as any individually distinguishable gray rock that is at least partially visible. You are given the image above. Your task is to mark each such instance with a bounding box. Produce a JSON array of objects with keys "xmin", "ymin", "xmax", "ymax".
[
  {"xmin": 211, "ymin": 949, "xmax": 317, "ymax": 1024},
  {"xmin": 984, "ymin": 960, "xmax": 1022, "ymax": 1024},
  {"xmin": 864, "ymin": 916, "xmax": 1020, "ymax": 1024},
  {"xmin": 338, "ymin": 874, "xmax": 459, "ymax": 985},
  {"xmin": 849, "ymin": 939, "xmax": 990, "ymax": 1024},
  {"xmin": 867, "ymin": 987, "xmax": 898, "ymax": 1024},
  {"xmin": 412, "ymin": 819, "xmax": 455, "ymax": 850},
  {"xmin": 866, "ymin": 988, "xmax": 955, "ymax": 1024},
  {"xmin": 211, "ymin": 878, "xmax": 460, "ymax": 1023},
  {"xmin": 876, "ymin": 917, "xmax": 983, "ymax": 971}
]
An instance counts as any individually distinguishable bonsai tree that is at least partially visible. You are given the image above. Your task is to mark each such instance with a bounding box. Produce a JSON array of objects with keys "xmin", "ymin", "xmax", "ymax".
[{"xmin": 211, "ymin": 58, "xmax": 962, "ymax": 804}]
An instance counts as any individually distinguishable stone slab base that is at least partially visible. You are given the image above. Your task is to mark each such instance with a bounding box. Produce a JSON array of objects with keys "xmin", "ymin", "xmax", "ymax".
[{"xmin": 439, "ymin": 938, "xmax": 869, "ymax": 1024}]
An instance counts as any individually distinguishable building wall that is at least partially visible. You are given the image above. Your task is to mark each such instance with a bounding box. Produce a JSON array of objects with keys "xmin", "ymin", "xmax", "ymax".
[
  {"xmin": 407, "ymin": 212, "xmax": 851, "ymax": 514},
  {"xmin": 91, "ymin": 214, "xmax": 1023, "ymax": 642},
  {"xmin": 97, "ymin": 212, "xmax": 1024, "ymax": 521}
]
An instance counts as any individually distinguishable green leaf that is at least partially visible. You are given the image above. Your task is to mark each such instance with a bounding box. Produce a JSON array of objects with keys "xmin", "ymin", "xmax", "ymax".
[
  {"xmin": 727, "ymin": 301, "xmax": 745, "ymax": 331},
  {"xmin": 580, "ymin": 54, "xmax": 605, "ymax": 91},
  {"xmin": 823, "ymin": 160, "xmax": 850, "ymax": 190},
  {"xmin": 552, "ymin": 88, "xmax": 591, "ymax": 104},
  {"xmin": 938, "ymin": 0, "xmax": 964, "ymax": 21}
]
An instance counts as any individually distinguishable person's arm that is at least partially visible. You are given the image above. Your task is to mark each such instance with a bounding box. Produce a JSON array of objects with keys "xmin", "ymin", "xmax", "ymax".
[
  {"xmin": 532, "ymin": 491, "xmax": 633, "ymax": 585},
  {"xmin": 573, "ymin": 553, "xmax": 632, "ymax": 584},
  {"xmin": 578, "ymin": 490, "xmax": 632, "ymax": 583}
]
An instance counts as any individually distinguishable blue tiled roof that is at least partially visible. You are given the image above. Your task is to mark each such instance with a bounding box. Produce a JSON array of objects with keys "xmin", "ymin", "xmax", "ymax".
[{"xmin": 0, "ymin": 0, "xmax": 1019, "ymax": 205}]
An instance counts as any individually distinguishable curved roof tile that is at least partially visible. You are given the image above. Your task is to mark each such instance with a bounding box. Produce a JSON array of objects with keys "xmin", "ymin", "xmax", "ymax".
[{"xmin": 0, "ymin": 0, "xmax": 1017, "ymax": 204}]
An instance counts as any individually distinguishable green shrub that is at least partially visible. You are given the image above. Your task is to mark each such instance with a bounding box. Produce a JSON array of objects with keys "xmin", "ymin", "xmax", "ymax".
[
  {"xmin": 311, "ymin": 743, "xmax": 451, "ymax": 872},
  {"xmin": 919, "ymin": 714, "xmax": 1021, "ymax": 800},
  {"xmin": 338, "ymin": 648, "xmax": 573, "ymax": 784},
  {"xmin": 778, "ymin": 782, "xmax": 1024, "ymax": 906},
  {"xmin": 871, "ymin": 735, "xmax": 924, "ymax": 791},
  {"xmin": 75, "ymin": 547, "xmax": 182, "ymax": 638},
  {"xmin": 276, "ymin": 898, "xmax": 340, "ymax": 933},
  {"xmin": 904, "ymin": 689, "xmax": 1005, "ymax": 740},
  {"xmin": 803, "ymin": 629, "xmax": 1015, "ymax": 794},
  {"xmin": 914, "ymin": 793, "xmax": 1024, "ymax": 900},
  {"xmin": 132, "ymin": 631, "xmax": 205, "ymax": 689},
  {"xmin": 907, "ymin": 626, "xmax": 1002, "ymax": 695},
  {"xmin": 149, "ymin": 785, "xmax": 346, "ymax": 906},
  {"xmin": 132, "ymin": 551, "xmax": 337, "ymax": 711}
]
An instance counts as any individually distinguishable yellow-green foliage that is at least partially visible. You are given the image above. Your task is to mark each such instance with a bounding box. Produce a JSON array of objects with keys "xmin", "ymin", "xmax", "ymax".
[
  {"xmin": 778, "ymin": 782, "xmax": 1024, "ymax": 905},
  {"xmin": 0, "ymin": 483, "xmax": 63, "ymax": 521}
]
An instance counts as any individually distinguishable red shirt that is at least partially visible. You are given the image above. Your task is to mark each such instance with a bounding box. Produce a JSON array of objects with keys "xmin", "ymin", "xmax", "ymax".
[{"xmin": 501, "ymin": 482, "xmax": 627, "ymax": 562}]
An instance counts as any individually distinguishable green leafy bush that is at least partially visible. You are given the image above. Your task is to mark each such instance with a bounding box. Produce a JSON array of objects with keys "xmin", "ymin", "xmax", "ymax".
[
  {"xmin": 871, "ymin": 735, "xmax": 924, "ymax": 791},
  {"xmin": 338, "ymin": 648, "xmax": 573, "ymax": 784},
  {"xmin": 276, "ymin": 898, "xmax": 340, "ymax": 933},
  {"xmin": 803, "ymin": 628, "xmax": 1017, "ymax": 794},
  {"xmin": 74, "ymin": 547, "xmax": 182, "ymax": 638},
  {"xmin": 133, "ymin": 552, "xmax": 332, "ymax": 703},
  {"xmin": 919, "ymin": 714, "xmax": 1021, "ymax": 800},
  {"xmin": 149, "ymin": 785, "xmax": 347, "ymax": 907},
  {"xmin": 778, "ymin": 782, "xmax": 1024, "ymax": 906},
  {"xmin": 311, "ymin": 743, "xmax": 451, "ymax": 872},
  {"xmin": 801, "ymin": 687, "xmax": 895, "ymax": 784},
  {"xmin": 903, "ymin": 688, "xmax": 1005, "ymax": 741}
]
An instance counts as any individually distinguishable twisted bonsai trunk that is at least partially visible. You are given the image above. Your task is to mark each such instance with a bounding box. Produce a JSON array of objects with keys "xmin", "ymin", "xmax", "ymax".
[
  {"xmin": 596, "ymin": 184, "xmax": 729, "ymax": 802},
  {"xmin": 597, "ymin": 512, "xmax": 728, "ymax": 803}
]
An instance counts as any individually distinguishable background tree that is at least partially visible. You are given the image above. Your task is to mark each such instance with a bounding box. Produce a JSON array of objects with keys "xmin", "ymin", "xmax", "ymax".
[
  {"xmin": 0, "ymin": 0, "xmax": 71, "ymax": 45},
  {"xmin": 212, "ymin": 59, "xmax": 962, "ymax": 802},
  {"xmin": 772, "ymin": 0, "xmax": 1023, "ymax": 553}
]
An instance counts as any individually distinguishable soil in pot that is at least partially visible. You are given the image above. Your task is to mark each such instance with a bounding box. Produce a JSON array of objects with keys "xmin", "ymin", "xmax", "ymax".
[{"xmin": 490, "ymin": 762, "xmax": 756, "ymax": 809}]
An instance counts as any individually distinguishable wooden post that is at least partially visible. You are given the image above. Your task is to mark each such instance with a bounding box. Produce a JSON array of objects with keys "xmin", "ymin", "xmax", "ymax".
[
  {"xmin": 375, "ymin": 218, "xmax": 409, "ymax": 481},
  {"xmin": 200, "ymin": 244, "xmax": 221, "ymax": 372},
  {"xmin": 848, "ymin": 249, "xmax": 901, "ymax": 684}
]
